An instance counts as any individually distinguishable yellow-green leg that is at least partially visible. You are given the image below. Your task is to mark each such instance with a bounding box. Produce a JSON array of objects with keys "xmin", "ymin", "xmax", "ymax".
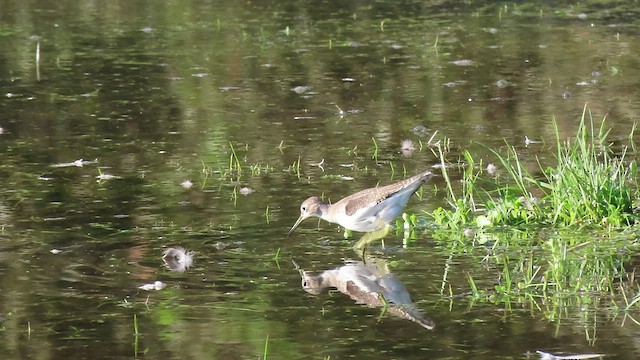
[{"xmin": 352, "ymin": 224, "xmax": 391, "ymax": 250}]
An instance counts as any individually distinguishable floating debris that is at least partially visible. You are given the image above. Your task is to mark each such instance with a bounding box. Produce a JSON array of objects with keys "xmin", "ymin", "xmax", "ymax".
[
  {"xmin": 51, "ymin": 159, "xmax": 98, "ymax": 168},
  {"xmin": 536, "ymin": 350, "xmax": 604, "ymax": 360},
  {"xmin": 450, "ymin": 59, "xmax": 475, "ymax": 66},
  {"xmin": 442, "ymin": 80, "xmax": 468, "ymax": 88},
  {"xmin": 44, "ymin": 217, "xmax": 66, "ymax": 221},
  {"xmin": 219, "ymin": 86, "xmax": 242, "ymax": 92},
  {"xmin": 525, "ymin": 136, "xmax": 543, "ymax": 146},
  {"xmin": 239, "ymin": 187, "xmax": 253, "ymax": 195},
  {"xmin": 341, "ymin": 77, "xmax": 355, "ymax": 82},
  {"xmin": 486, "ymin": 163, "xmax": 497, "ymax": 175},
  {"xmin": 412, "ymin": 125, "xmax": 429, "ymax": 137},
  {"xmin": 431, "ymin": 163, "xmax": 456, "ymax": 169},
  {"xmin": 180, "ymin": 179, "xmax": 194, "ymax": 190},
  {"xmin": 291, "ymin": 85, "xmax": 311, "ymax": 94},
  {"xmin": 495, "ymin": 79, "xmax": 509, "ymax": 88},
  {"xmin": 139, "ymin": 281, "xmax": 166, "ymax": 291},
  {"xmin": 213, "ymin": 242, "xmax": 227, "ymax": 250},
  {"xmin": 400, "ymin": 139, "xmax": 416, "ymax": 157},
  {"xmin": 50, "ymin": 249, "xmax": 62, "ymax": 254},
  {"xmin": 310, "ymin": 159, "xmax": 325, "ymax": 171},
  {"xmin": 162, "ymin": 247, "xmax": 194, "ymax": 273},
  {"xmin": 334, "ymin": 105, "xmax": 362, "ymax": 116},
  {"xmin": 96, "ymin": 173, "xmax": 117, "ymax": 181},
  {"xmin": 400, "ymin": 139, "xmax": 416, "ymax": 151}
]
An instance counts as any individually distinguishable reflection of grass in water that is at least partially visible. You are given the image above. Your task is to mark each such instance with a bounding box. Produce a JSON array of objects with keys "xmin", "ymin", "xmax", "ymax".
[{"xmin": 437, "ymin": 229, "xmax": 640, "ymax": 339}]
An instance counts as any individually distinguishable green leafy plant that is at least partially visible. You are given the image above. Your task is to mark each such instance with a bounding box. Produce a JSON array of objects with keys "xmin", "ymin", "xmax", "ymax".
[{"xmin": 431, "ymin": 105, "xmax": 639, "ymax": 229}]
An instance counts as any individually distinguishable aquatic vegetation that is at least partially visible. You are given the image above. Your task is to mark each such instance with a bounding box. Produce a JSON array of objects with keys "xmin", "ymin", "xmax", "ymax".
[
  {"xmin": 133, "ymin": 313, "xmax": 139, "ymax": 336},
  {"xmin": 288, "ymin": 156, "xmax": 301, "ymax": 177},
  {"xmin": 428, "ymin": 107, "xmax": 640, "ymax": 338},
  {"xmin": 263, "ymin": 333, "xmax": 270, "ymax": 360},
  {"xmin": 133, "ymin": 314, "xmax": 145, "ymax": 356},
  {"xmin": 432, "ymin": 106, "xmax": 639, "ymax": 230},
  {"xmin": 371, "ymin": 137, "xmax": 379, "ymax": 162},
  {"xmin": 199, "ymin": 142, "xmax": 276, "ymax": 186},
  {"xmin": 228, "ymin": 142, "xmax": 243, "ymax": 175},
  {"xmin": 434, "ymin": 227, "xmax": 640, "ymax": 338},
  {"xmin": 265, "ymin": 205, "xmax": 270, "ymax": 224}
]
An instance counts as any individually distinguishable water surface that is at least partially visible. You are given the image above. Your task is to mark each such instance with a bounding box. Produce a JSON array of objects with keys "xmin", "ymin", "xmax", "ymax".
[{"xmin": 1, "ymin": 1, "xmax": 640, "ymax": 359}]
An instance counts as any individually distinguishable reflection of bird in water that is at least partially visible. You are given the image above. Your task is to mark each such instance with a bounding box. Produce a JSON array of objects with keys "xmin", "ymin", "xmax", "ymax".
[{"xmin": 297, "ymin": 260, "xmax": 435, "ymax": 330}]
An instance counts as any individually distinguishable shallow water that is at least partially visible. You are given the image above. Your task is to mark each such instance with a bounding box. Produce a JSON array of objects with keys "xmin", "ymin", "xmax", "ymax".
[{"xmin": 1, "ymin": 0, "xmax": 640, "ymax": 359}]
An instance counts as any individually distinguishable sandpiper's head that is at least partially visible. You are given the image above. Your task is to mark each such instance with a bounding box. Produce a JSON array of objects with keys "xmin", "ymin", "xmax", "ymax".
[
  {"xmin": 301, "ymin": 271, "xmax": 324, "ymax": 295},
  {"xmin": 288, "ymin": 196, "xmax": 323, "ymax": 236}
]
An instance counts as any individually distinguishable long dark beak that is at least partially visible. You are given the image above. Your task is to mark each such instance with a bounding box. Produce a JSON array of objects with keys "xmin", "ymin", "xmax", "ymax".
[
  {"xmin": 287, "ymin": 215, "xmax": 305, "ymax": 237},
  {"xmin": 291, "ymin": 259, "xmax": 304, "ymax": 277}
]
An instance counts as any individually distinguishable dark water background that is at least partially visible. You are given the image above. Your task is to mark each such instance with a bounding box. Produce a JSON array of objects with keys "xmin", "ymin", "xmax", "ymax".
[{"xmin": 1, "ymin": 1, "xmax": 640, "ymax": 359}]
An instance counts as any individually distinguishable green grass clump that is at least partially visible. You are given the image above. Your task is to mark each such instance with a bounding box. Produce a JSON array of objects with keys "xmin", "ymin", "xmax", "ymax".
[
  {"xmin": 432, "ymin": 106, "xmax": 639, "ymax": 229},
  {"xmin": 542, "ymin": 116, "xmax": 636, "ymax": 226}
]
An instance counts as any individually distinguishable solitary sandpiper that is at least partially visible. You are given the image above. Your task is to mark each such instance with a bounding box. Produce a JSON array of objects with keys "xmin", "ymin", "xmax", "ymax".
[{"xmin": 288, "ymin": 170, "xmax": 432, "ymax": 235}]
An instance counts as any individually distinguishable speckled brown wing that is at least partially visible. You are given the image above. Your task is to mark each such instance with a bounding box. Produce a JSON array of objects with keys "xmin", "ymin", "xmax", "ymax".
[{"xmin": 343, "ymin": 171, "xmax": 432, "ymax": 216}]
